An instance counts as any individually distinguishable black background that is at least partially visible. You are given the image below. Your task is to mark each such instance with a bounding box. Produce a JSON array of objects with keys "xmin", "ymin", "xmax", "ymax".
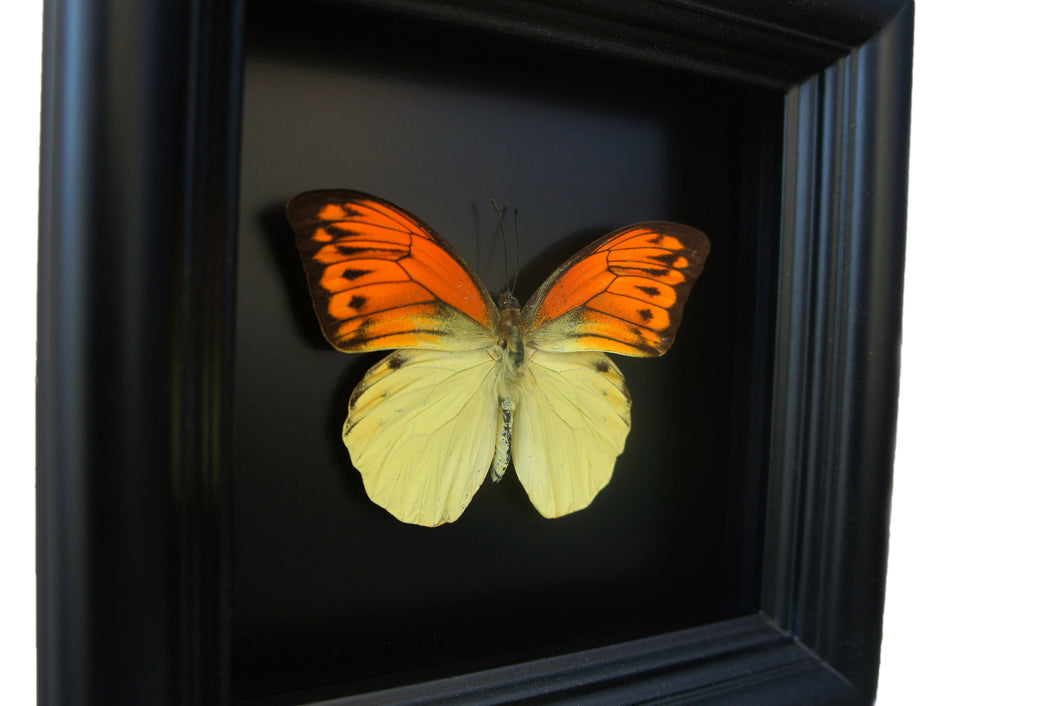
[{"xmin": 232, "ymin": 1, "xmax": 777, "ymax": 702}]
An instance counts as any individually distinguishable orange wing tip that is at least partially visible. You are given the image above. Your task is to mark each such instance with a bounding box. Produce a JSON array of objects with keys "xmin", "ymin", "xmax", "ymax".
[
  {"xmin": 302, "ymin": 194, "xmax": 417, "ymax": 232},
  {"xmin": 316, "ymin": 202, "xmax": 357, "ymax": 220},
  {"xmin": 605, "ymin": 230, "xmax": 693, "ymax": 254}
]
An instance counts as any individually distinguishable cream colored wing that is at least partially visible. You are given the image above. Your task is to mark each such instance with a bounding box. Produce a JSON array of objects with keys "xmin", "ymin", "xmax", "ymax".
[
  {"xmin": 343, "ymin": 347, "xmax": 501, "ymax": 526},
  {"xmin": 512, "ymin": 350, "xmax": 632, "ymax": 518}
]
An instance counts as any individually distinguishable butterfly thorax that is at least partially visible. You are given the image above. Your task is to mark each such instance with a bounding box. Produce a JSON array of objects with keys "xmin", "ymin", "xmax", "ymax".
[{"xmin": 496, "ymin": 292, "xmax": 526, "ymax": 374}]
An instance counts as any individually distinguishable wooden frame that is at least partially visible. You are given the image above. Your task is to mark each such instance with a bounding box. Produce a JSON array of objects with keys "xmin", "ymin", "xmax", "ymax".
[{"xmin": 37, "ymin": 0, "xmax": 912, "ymax": 703}]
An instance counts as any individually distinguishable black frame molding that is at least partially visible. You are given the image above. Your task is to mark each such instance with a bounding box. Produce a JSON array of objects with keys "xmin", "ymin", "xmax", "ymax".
[{"xmin": 37, "ymin": 1, "xmax": 912, "ymax": 703}]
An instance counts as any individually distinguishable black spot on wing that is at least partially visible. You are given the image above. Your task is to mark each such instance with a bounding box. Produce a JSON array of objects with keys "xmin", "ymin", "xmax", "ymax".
[
  {"xmin": 327, "ymin": 225, "xmax": 358, "ymax": 240},
  {"xmin": 334, "ymin": 243, "xmax": 405, "ymax": 259},
  {"xmin": 638, "ymin": 308, "xmax": 654, "ymax": 322},
  {"xmin": 636, "ymin": 285, "xmax": 661, "ymax": 298},
  {"xmin": 648, "ymin": 251, "xmax": 680, "ymax": 267},
  {"xmin": 342, "ymin": 268, "xmax": 372, "ymax": 281},
  {"xmin": 387, "ymin": 353, "xmax": 408, "ymax": 370}
]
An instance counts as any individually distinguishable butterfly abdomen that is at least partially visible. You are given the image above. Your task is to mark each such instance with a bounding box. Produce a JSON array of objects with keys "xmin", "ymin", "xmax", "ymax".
[{"xmin": 491, "ymin": 397, "xmax": 514, "ymax": 482}]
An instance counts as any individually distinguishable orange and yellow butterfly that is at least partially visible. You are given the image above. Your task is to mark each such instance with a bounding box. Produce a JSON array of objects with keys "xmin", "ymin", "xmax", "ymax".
[{"xmin": 287, "ymin": 190, "xmax": 710, "ymax": 526}]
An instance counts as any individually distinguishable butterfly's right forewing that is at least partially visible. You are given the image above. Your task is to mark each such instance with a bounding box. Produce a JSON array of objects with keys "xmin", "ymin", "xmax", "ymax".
[{"xmin": 522, "ymin": 222, "xmax": 710, "ymax": 357}]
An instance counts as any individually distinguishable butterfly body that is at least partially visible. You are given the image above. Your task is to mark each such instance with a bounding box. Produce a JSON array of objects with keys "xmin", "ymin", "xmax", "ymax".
[
  {"xmin": 288, "ymin": 190, "xmax": 709, "ymax": 526},
  {"xmin": 490, "ymin": 294, "xmax": 525, "ymax": 481}
]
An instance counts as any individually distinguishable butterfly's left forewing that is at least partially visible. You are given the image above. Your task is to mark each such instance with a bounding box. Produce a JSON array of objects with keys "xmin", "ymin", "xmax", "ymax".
[{"xmin": 288, "ymin": 190, "xmax": 499, "ymax": 353}]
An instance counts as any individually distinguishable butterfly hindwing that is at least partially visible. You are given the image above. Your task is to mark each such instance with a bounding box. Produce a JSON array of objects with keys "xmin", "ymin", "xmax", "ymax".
[
  {"xmin": 522, "ymin": 222, "xmax": 710, "ymax": 357},
  {"xmin": 287, "ymin": 190, "xmax": 499, "ymax": 353},
  {"xmin": 343, "ymin": 348, "xmax": 501, "ymax": 526},
  {"xmin": 513, "ymin": 350, "xmax": 631, "ymax": 518}
]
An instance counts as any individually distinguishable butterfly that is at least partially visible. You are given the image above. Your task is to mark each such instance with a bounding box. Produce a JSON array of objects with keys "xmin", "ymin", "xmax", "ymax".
[{"xmin": 287, "ymin": 190, "xmax": 710, "ymax": 526}]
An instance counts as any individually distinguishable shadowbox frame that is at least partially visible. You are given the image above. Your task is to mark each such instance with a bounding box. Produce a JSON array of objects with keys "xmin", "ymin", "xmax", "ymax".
[{"xmin": 37, "ymin": 0, "xmax": 913, "ymax": 704}]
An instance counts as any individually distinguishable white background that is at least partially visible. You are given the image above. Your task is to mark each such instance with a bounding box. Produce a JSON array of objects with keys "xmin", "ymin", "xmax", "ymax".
[{"xmin": 3, "ymin": 2, "xmax": 1058, "ymax": 702}]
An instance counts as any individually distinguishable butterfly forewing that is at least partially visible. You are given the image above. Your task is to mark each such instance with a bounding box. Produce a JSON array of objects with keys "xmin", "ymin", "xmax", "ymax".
[
  {"xmin": 522, "ymin": 222, "xmax": 710, "ymax": 357},
  {"xmin": 287, "ymin": 190, "xmax": 499, "ymax": 353}
]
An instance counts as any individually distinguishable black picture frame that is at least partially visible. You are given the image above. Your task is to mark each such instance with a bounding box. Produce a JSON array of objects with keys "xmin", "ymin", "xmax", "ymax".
[{"xmin": 37, "ymin": 0, "xmax": 912, "ymax": 704}]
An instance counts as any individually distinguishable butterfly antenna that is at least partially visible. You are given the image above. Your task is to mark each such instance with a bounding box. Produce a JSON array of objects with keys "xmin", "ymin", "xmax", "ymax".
[
  {"xmin": 511, "ymin": 204, "xmax": 521, "ymax": 295},
  {"xmin": 490, "ymin": 198, "xmax": 513, "ymax": 294}
]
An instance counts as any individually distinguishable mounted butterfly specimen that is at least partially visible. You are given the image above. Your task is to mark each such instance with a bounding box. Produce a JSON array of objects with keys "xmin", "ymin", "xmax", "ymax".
[{"xmin": 287, "ymin": 190, "xmax": 710, "ymax": 527}]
